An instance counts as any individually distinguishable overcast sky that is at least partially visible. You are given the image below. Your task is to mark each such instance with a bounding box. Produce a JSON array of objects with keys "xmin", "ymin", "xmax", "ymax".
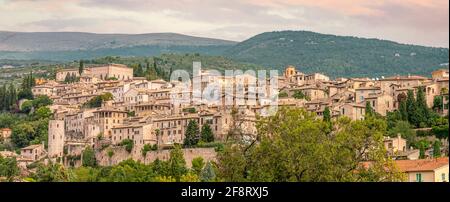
[{"xmin": 0, "ymin": 0, "xmax": 448, "ymax": 47}]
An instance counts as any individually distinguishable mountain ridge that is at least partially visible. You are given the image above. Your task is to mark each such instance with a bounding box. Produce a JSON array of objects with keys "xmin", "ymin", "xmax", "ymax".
[
  {"xmin": 0, "ymin": 30, "xmax": 448, "ymax": 77},
  {"xmin": 225, "ymin": 30, "xmax": 449, "ymax": 77},
  {"xmin": 0, "ymin": 31, "xmax": 237, "ymax": 52}
]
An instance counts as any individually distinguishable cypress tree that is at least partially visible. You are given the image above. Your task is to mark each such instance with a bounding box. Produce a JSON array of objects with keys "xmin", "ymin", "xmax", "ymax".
[
  {"xmin": 365, "ymin": 101, "xmax": 374, "ymax": 117},
  {"xmin": 415, "ymin": 86, "xmax": 429, "ymax": 126},
  {"xmin": 64, "ymin": 73, "xmax": 71, "ymax": 83},
  {"xmin": 0, "ymin": 85, "xmax": 5, "ymax": 110},
  {"xmin": 8, "ymin": 83, "xmax": 17, "ymax": 109},
  {"xmin": 406, "ymin": 90, "xmax": 418, "ymax": 127},
  {"xmin": 201, "ymin": 123, "xmax": 214, "ymax": 143},
  {"xmin": 79, "ymin": 60, "xmax": 84, "ymax": 74},
  {"xmin": 433, "ymin": 141, "xmax": 441, "ymax": 158},
  {"xmin": 184, "ymin": 120, "xmax": 200, "ymax": 147},
  {"xmin": 323, "ymin": 106, "xmax": 331, "ymax": 122},
  {"xmin": 399, "ymin": 100, "xmax": 408, "ymax": 121}
]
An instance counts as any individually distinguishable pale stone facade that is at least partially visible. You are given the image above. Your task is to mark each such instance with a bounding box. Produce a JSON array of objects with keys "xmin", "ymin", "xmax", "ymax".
[
  {"xmin": 89, "ymin": 64, "xmax": 133, "ymax": 81},
  {"xmin": 48, "ymin": 120, "xmax": 65, "ymax": 158}
]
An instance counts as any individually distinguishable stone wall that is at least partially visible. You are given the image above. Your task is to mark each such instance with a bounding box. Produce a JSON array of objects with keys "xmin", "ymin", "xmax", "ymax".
[{"xmin": 96, "ymin": 147, "xmax": 217, "ymax": 168}]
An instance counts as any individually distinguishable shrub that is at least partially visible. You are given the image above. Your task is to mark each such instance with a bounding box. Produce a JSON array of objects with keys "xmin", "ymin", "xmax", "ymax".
[{"xmin": 119, "ymin": 139, "xmax": 134, "ymax": 153}]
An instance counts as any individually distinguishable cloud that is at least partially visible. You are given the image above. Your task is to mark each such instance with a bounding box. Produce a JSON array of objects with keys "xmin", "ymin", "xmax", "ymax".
[{"xmin": 0, "ymin": 0, "xmax": 447, "ymax": 47}]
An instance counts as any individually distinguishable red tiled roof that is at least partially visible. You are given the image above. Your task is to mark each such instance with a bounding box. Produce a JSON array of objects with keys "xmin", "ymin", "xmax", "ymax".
[{"xmin": 394, "ymin": 157, "xmax": 449, "ymax": 172}]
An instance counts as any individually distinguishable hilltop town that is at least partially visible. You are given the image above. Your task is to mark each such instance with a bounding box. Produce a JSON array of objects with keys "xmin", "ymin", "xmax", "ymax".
[{"xmin": 0, "ymin": 62, "xmax": 449, "ymax": 182}]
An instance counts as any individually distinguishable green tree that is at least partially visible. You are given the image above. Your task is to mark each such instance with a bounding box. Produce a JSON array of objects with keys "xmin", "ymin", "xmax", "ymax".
[
  {"xmin": 415, "ymin": 87, "xmax": 429, "ymax": 126},
  {"xmin": 323, "ymin": 106, "xmax": 331, "ymax": 122},
  {"xmin": 32, "ymin": 162, "xmax": 73, "ymax": 182},
  {"xmin": 79, "ymin": 60, "xmax": 84, "ymax": 75},
  {"xmin": 388, "ymin": 121, "xmax": 416, "ymax": 147},
  {"xmin": 406, "ymin": 90, "xmax": 419, "ymax": 127},
  {"xmin": 34, "ymin": 106, "xmax": 52, "ymax": 119},
  {"xmin": 8, "ymin": 83, "xmax": 17, "ymax": 109},
  {"xmin": 0, "ymin": 156, "xmax": 20, "ymax": 182},
  {"xmin": 82, "ymin": 147, "xmax": 97, "ymax": 167},
  {"xmin": 433, "ymin": 140, "xmax": 441, "ymax": 158},
  {"xmin": 184, "ymin": 120, "xmax": 200, "ymax": 147},
  {"xmin": 18, "ymin": 88, "xmax": 33, "ymax": 100},
  {"xmin": 432, "ymin": 124, "xmax": 449, "ymax": 139},
  {"xmin": 200, "ymin": 161, "xmax": 217, "ymax": 182},
  {"xmin": 365, "ymin": 101, "xmax": 374, "ymax": 117},
  {"xmin": 217, "ymin": 108, "xmax": 405, "ymax": 182},
  {"xmin": 168, "ymin": 145, "xmax": 187, "ymax": 181},
  {"xmin": 20, "ymin": 100, "xmax": 33, "ymax": 114},
  {"xmin": 432, "ymin": 95, "xmax": 444, "ymax": 113},
  {"xmin": 32, "ymin": 95, "xmax": 53, "ymax": 108},
  {"xmin": 278, "ymin": 91, "xmax": 288, "ymax": 98},
  {"xmin": 419, "ymin": 144, "xmax": 426, "ymax": 159},
  {"xmin": 119, "ymin": 139, "xmax": 134, "ymax": 153},
  {"xmin": 201, "ymin": 123, "xmax": 214, "ymax": 143},
  {"xmin": 11, "ymin": 122, "xmax": 35, "ymax": 148},
  {"xmin": 142, "ymin": 144, "xmax": 152, "ymax": 156},
  {"xmin": 293, "ymin": 90, "xmax": 306, "ymax": 99},
  {"xmin": 64, "ymin": 73, "xmax": 71, "ymax": 83},
  {"xmin": 191, "ymin": 157, "xmax": 205, "ymax": 176},
  {"xmin": 399, "ymin": 100, "xmax": 408, "ymax": 121}
]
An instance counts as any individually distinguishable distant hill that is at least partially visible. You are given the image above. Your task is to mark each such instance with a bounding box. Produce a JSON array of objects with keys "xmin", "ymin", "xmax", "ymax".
[
  {"xmin": 0, "ymin": 31, "xmax": 236, "ymax": 61},
  {"xmin": 0, "ymin": 30, "xmax": 448, "ymax": 77},
  {"xmin": 225, "ymin": 31, "xmax": 449, "ymax": 77}
]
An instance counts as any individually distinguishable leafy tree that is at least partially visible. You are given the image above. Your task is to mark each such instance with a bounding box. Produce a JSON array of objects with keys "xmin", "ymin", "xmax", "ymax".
[
  {"xmin": 106, "ymin": 159, "xmax": 155, "ymax": 182},
  {"xmin": 293, "ymin": 90, "xmax": 306, "ymax": 99},
  {"xmin": 83, "ymin": 92, "xmax": 113, "ymax": 108},
  {"xmin": 191, "ymin": 157, "xmax": 205, "ymax": 176},
  {"xmin": 200, "ymin": 161, "xmax": 217, "ymax": 182},
  {"xmin": 388, "ymin": 121, "xmax": 416, "ymax": 147},
  {"xmin": 432, "ymin": 124, "xmax": 449, "ymax": 139},
  {"xmin": 365, "ymin": 101, "xmax": 374, "ymax": 117},
  {"xmin": 20, "ymin": 100, "xmax": 33, "ymax": 114},
  {"xmin": 72, "ymin": 166, "xmax": 100, "ymax": 182},
  {"xmin": 17, "ymin": 88, "xmax": 33, "ymax": 100},
  {"xmin": 419, "ymin": 144, "xmax": 426, "ymax": 159},
  {"xmin": 32, "ymin": 162, "xmax": 73, "ymax": 182},
  {"xmin": 119, "ymin": 139, "xmax": 134, "ymax": 153},
  {"xmin": 184, "ymin": 120, "xmax": 200, "ymax": 147},
  {"xmin": 180, "ymin": 172, "xmax": 200, "ymax": 182},
  {"xmin": 82, "ymin": 147, "xmax": 97, "ymax": 167},
  {"xmin": 11, "ymin": 122, "xmax": 35, "ymax": 148},
  {"xmin": 32, "ymin": 95, "xmax": 53, "ymax": 108},
  {"xmin": 0, "ymin": 156, "xmax": 20, "ymax": 182},
  {"xmin": 432, "ymin": 95, "xmax": 444, "ymax": 113},
  {"xmin": 142, "ymin": 144, "xmax": 152, "ymax": 156},
  {"xmin": 278, "ymin": 91, "xmax": 288, "ymax": 98},
  {"xmin": 217, "ymin": 108, "xmax": 405, "ymax": 182},
  {"xmin": 34, "ymin": 106, "xmax": 52, "ymax": 119},
  {"xmin": 168, "ymin": 144, "xmax": 187, "ymax": 181},
  {"xmin": 201, "ymin": 123, "xmax": 214, "ymax": 143}
]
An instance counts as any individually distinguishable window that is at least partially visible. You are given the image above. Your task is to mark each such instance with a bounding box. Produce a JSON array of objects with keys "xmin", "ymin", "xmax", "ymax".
[{"xmin": 416, "ymin": 173, "xmax": 422, "ymax": 182}]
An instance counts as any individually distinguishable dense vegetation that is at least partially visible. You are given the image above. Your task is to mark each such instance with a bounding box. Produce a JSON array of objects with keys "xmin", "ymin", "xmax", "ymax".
[
  {"xmin": 225, "ymin": 31, "xmax": 449, "ymax": 78},
  {"xmin": 2, "ymin": 31, "xmax": 449, "ymax": 78},
  {"xmin": 0, "ymin": 70, "xmax": 54, "ymax": 152}
]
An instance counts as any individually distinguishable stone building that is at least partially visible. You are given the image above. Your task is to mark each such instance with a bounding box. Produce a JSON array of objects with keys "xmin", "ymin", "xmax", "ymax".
[
  {"xmin": 89, "ymin": 64, "xmax": 133, "ymax": 81},
  {"xmin": 48, "ymin": 120, "xmax": 65, "ymax": 158}
]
